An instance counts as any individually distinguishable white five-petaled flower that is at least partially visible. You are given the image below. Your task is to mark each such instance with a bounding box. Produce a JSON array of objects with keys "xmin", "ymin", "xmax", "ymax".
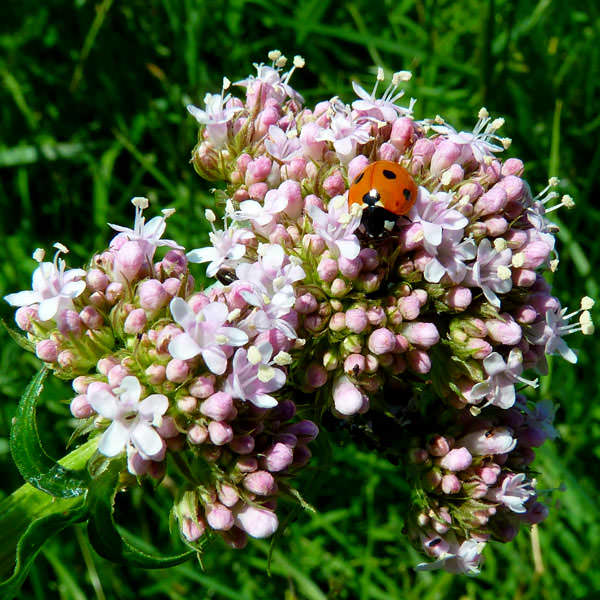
[
  {"xmin": 352, "ymin": 67, "xmax": 415, "ymax": 122},
  {"xmin": 424, "ymin": 229, "xmax": 477, "ymax": 284},
  {"xmin": 109, "ymin": 197, "xmax": 182, "ymax": 258},
  {"xmin": 416, "ymin": 538, "xmax": 485, "ymax": 575},
  {"xmin": 307, "ymin": 195, "xmax": 361, "ymax": 260},
  {"xmin": 485, "ymin": 473, "xmax": 535, "ymax": 513},
  {"xmin": 187, "ymin": 78, "xmax": 242, "ymax": 148},
  {"xmin": 187, "ymin": 210, "xmax": 254, "ymax": 278},
  {"xmin": 88, "ymin": 376, "xmax": 168, "ymax": 462},
  {"xmin": 409, "ymin": 187, "xmax": 469, "ymax": 254},
  {"xmin": 169, "ymin": 297, "xmax": 248, "ymax": 374},
  {"xmin": 223, "ymin": 342, "xmax": 286, "ymax": 408},
  {"xmin": 264, "ymin": 125, "xmax": 302, "ymax": 163},
  {"xmin": 233, "ymin": 188, "xmax": 288, "ymax": 233},
  {"xmin": 316, "ymin": 104, "xmax": 372, "ymax": 163},
  {"xmin": 235, "ymin": 244, "xmax": 305, "ymax": 339},
  {"xmin": 4, "ymin": 245, "xmax": 86, "ymax": 322},
  {"xmin": 426, "ymin": 108, "xmax": 507, "ymax": 162},
  {"xmin": 467, "ymin": 349, "xmax": 537, "ymax": 409},
  {"xmin": 463, "ymin": 238, "xmax": 513, "ymax": 308}
]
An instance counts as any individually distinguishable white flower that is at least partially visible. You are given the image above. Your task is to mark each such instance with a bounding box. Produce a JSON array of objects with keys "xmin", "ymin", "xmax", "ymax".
[
  {"xmin": 233, "ymin": 188, "xmax": 288, "ymax": 232},
  {"xmin": 485, "ymin": 473, "xmax": 535, "ymax": 513},
  {"xmin": 168, "ymin": 298, "xmax": 248, "ymax": 374},
  {"xmin": 4, "ymin": 245, "xmax": 86, "ymax": 322},
  {"xmin": 424, "ymin": 229, "xmax": 476, "ymax": 284},
  {"xmin": 352, "ymin": 68, "xmax": 415, "ymax": 122},
  {"xmin": 307, "ymin": 195, "xmax": 361, "ymax": 260},
  {"xmin": 416, "ymin": 538, "xmax": 485, "ymax": 575},
  {"xmin": 264, "ymin": 125, "xmax": 302, "ymax": 163},
  {"xmin": 427, "ymin": 109, "xmax": 506, "ymax": 162},
  {"xmin": 187, "ymin": 210, "xmax": 254, "ymax": 278},
  {"xmin": 316, "ymin": 104, "xmax": 372, "ymax": 163},
  {"xmin": 88, "ymin": 377, "xmax": 168, "ymax": 463},
  {"xmin": 109, "ymin": 197, "xmax": 182, "ymax": 258}
]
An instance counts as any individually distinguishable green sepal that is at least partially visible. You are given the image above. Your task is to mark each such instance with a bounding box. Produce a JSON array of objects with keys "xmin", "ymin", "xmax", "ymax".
[
  {"xmin": 10, "ymin": 367, "xmax": 91, "ymax": 498},
  {"xmin": 0, "ymin": 502, "xmax": 88, "ymax": 600},
  {"xmin": 87, "ymin": 459, "xmax": 195, "ymax": 568}
]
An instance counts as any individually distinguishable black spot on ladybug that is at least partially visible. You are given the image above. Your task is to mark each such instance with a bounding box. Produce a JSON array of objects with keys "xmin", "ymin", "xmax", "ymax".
[
  {"xmin": 382, "ymin": 169, "xmax": 396, "ymax": 179},
  {"xmin": 403, "ymin": 188, "xmax": 411, "ymax": 202},
  {"xmin": 354, "ymin": 172, "xmax": 365, "ymax": 184}
]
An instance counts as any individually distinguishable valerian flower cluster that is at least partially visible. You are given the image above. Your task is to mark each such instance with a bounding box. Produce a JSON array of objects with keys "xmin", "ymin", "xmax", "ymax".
[{"xmin": 5, "ymin": 52, "xmax": 594, "ymax": 574}]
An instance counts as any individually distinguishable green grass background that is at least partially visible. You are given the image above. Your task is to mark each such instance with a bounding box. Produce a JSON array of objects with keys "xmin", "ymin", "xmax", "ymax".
[{"xmin": 1, "ymin": 0, "xmax": 599, "ymax": 598}]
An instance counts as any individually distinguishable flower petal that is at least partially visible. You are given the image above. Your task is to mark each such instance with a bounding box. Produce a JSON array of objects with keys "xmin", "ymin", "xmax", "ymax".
[{"xmin": 98, "ymin": 421, "xmax": 130, "ymax": 457}]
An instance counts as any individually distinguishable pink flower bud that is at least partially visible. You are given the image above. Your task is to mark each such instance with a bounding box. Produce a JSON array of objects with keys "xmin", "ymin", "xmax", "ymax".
[
  {"xmin": 332, "ymin": 375, "xmax": 364, "ymax": 416},
  {"xmin": 445, "ymin": 286, "xmax": 472, "ymax": 311},
  {"xmin": 244, "ymin": 470, "xmax": 277, "ymax": 496},
  {"xmin": 344, "ymin": 353, "xmax": 366, "ymax": 375},
  {"xmin": 368, "ymin": 328, "xmax": 396, "ymax": 354},
  {"xmin": 263, "ymin": 442, "xmax": 294, "ymax": 472},
  {"xmin": 283, "ymin": 420, "xmax": 319, "ymax": 442},
  {"xmin": 427, "ymin": 435, "xmax": 450, "ymax": 457},
  {"xmin": 501, "ymin": 158, "xmax": 524, "ymax": 177},
  {"xmin": 323, "ymin": 171, "xmax": 346, "ymax": 197},
  {"xmin": 208, "ymin": 421, "xmax": 234, "ymax": 446},
  {"xmin": 338, "ymin": 256, "xmax": 363, "ymax": 279},
  {"xmin": 430, "ymin": 141, "xmax": 461, "ymax": 176},
  {"xmin": 187, "ymin": 375, "xmax": 214, "ymax": 399},
  {"xmin": 523, "ymin": 502, "xmax": 549, "ymax": 525},
  {"xmin": 105, "ymin": 282, "xmax": 124, "ymax": 303},
  {"xmin": 187, "ymin": 424, "xmax": 208, "ymax": 445},
  {"xmin": 79, "ymin": 306, "xmax": 103, "ymax": 330},
  {"xmin": 398, "ymin": 222, "xmax": 424, "ymax": 251},
  {"xmin": 181, "ymin": 517, "xmax": 206, "ymax": 542},
  {"xmin": 466, "ymin": 338, "xmax": 493, "ymax": 359},
  {"xmin": 248, "ymin": 182, "xmax": 268, "ymax": 200},
  {"xmin": 498, "ymin": 175, "xmax": 524, "ymax": 202},
  {"xmin": 514, "ymin": 304, "xmax": 537, "ymax": 324},
  {"xmin": 411, "ymin": 138, "xmax": 435, "ymax": 169},
  {"xmin": 474, "ymin": 184, "xmax": 508, "ymax": 216},
  {"xmin": 317, "ymin": 257, "xmax": 338, "ymax": 282},
  {"xmin": 36, "ymin": 339, "xmax": 58, "ymax": 362},
  {"xmin": 348, "ymin": 155, "xmax": 370, "ymax": 181},
  {"xmin": 476, "ymin": 464, "xmax": 501, "ymax": 485},
  {"xmin": 108, "ymin": 365, "xmax": 129, "ymax": 387},
  {"xmin": 358, "ymin": 247, "xmax": 379, "ymax": 271},
  {"xmin": 115, "ymin": 241, "xmax": 145, "ymax": 281},
  {"xmin": 58, "ymin": 310, "xmax": 83, "ymax": 337},
  {"xmin": 123, "ymin": 308, "xmax": 147, "ymax": 334},
  {"xmin": 484, "ymin": 216, "xmax": 508, "ymax": 237},
  {"xmin": 441, "ymin": 474, "xmax": 461, "ymax": 494},
  {"xmin": 407, "ymin": 349, "xmax": 431, "ymax": 373},
  {"xmin": 390, "ymin": 117, "xmax": 414, "ymax": 152},
  {"xmin": 439, "ymin": 447, "xmax": 473, "ymax": 471},
  {"xmin": 365, "ymin": 306, "xmax": 385, "ymax": 327},
  {"xmin": 97, "ymin": 357, "xmax": 118, "ymax": 376},
  {"xmin": 15, "ymin": 306, "xmax": 38, "ymax": 332},
  {"xmin": 345, "ymin": 308, "xmax": 368, "ymax": 333},
  {"xmin": 86, "ymin": 269, "xmax": 109, "ymax": 292},
  {"xmin": 306, "ymin": 363, "xmax": 328, "ymax": 388},
  {"xmin": 165, "ymin": 358, "xmax": 189, "ymax": 383},
  {"xmin": 218, "ymin": 484, "xmax": 239, "ymax": 508},
  {"xmin": 458, "ymin": 181, "xmax": 484, "ymax": 201},
  {"xmin": 206, "ymin": 503, "xmax": 234, "ymax": 531},
  {"xmin": 235, "ymin": 505, "xmax": 278, "ymax": 538},
  {"xmin": 162, "ymin": 250, "xmax": 187, "ymax": 277},
  {"xmin": 300, "ymin": 122, "xmax": 327, "ymax": 161},
  {"xmin": 245, "ymin": 156, "xmax": 272, "ymax": 184},
  {"xmin": 401, "ymin": 322, "xmax": 439, "ymax": 348},
  {"xmin": 70, "ymin": 395, "xmax": 93, "ymax": 418},
  {"xmin": 378, "ymin": 142, "xmax": 399, "ymax": 162},
  {"xmin": 228, "ymin": 435, "xmax": 254, "ymax": 455},
  {"xmin": 200, "ymin": 392, "xmax": 235, "ymax": 421},
  {"xmin": 486, "ymin": 314, "xmax": 522, "ymax": 345},
  {"xmin": 294, "ymin": 293, "xmax": 317, "ymax": 314}
]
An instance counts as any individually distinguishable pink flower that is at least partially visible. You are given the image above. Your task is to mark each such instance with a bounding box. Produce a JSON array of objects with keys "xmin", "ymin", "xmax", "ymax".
[
  {"xmin": 87, "ymin": 377, "xmax": 168, "ymax": 465},
  {"xmin": 332, "ymin": 375, "xmax": 364, "ymax": 416},
  {"xmin": 307, "ymin": 195, "xmax": 361, "ymax": 260},
  {"xmin": 416, "ymin": 538, "xmax": 485, "ymax": 575},
  {"xmin": 485, "ymin": 473, "xmax": 535, "ymax": 513},
  {"xmin": 168, "ymin": 298, "xmax": 248, "ymax": 374},
  {"xmin": 423, "ymin": 230, "xmax": 476, "ymax": 284},
  {"xmin": 223, "ymin": 343, "xmax": 286, "ymax": 408},
  {"xmin": 264, "ymin": 125, "xmax": 302, "ymax": 163}
]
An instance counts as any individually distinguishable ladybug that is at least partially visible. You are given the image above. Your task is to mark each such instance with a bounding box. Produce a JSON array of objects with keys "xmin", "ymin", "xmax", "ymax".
[{"xmin": 348, "ymin": 160, "xmax": 418, "ymax": 237}]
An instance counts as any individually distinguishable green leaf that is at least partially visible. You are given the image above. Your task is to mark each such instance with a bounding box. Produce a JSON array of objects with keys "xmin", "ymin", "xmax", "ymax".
[
  {"xmin": 87, "ymin": 459, "xmax": 194, "ymax": 568},
  {"xmin": 0, "ymin": 503, "xmax": 88, "ymax": 600},
  {"xmin": 10, "ymin": 367, "xmax": 90, "ymax": 498},
  {"xmin": 1, "ymin": 320, "xmax": 35, "ymax": 352}
]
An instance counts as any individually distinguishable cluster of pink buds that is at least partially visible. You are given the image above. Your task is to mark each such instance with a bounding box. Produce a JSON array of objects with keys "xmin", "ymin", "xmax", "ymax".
[{"xmin": 5, "ymin": 53, "xmax": 593, "ymax": 574}]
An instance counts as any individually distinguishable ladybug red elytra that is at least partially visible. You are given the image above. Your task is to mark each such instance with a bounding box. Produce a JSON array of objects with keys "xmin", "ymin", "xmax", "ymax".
[{"xmin": 348, "ymin": 160, "xmax": 418, "ymax": 237}]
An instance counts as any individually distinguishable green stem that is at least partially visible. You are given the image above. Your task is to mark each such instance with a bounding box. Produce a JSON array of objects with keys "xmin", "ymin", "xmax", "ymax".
[{"xmin": 0, "ymin": 439, "xmax": 97, "ymax": 579}]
